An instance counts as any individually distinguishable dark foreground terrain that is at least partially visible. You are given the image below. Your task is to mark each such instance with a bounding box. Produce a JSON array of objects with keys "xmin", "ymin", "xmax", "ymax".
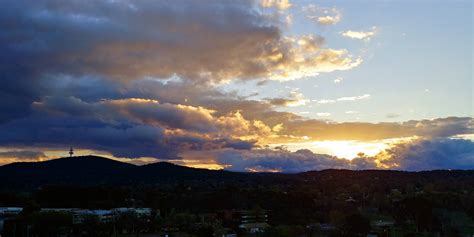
[{"xmin": 1, "ymin": 156, "xmax": 474, "ymax": 236}]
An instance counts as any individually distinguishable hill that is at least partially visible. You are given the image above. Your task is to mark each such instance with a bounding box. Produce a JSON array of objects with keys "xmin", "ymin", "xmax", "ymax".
[
  {"xmin": 0, "ymin": 156, "xmax": 252, "ymax": 190},
  {"xmin": 0, "ymin": 156, "xmax": 134, "ymax": 188},
  {"xmin": 1, "ymin": 156, "xmax": 473, "ymax": 191}
]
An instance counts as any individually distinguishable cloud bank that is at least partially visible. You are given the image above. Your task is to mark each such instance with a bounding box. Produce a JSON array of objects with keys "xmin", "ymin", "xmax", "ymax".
[
  {"xmin": 0, "ymin": 0, "xmax": 472, "ymax": 172},
  {"xmin": 213, "ymin": 138, "xmax": 474, "ymax": 172}
]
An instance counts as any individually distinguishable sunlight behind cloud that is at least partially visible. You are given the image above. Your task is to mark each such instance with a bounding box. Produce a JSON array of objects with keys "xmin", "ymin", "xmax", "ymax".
[{"xmin": 272, "ymin": 137, "xmax": 416, "ymax": 160}]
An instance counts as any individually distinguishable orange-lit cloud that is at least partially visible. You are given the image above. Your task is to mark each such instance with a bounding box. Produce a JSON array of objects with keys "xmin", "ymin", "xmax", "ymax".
[
  {"xmin": 1, "ymin": 135, "xmax": 473, "ymax": 172},
  {"xmin": 0, "ymin": 0, "xmax": 471, "ymax": 173},
  {"xmin": 178, "ymin": 136, "xmax": 474, "ymax": 172},
  {"xmin": 303, "ymin": 4, "xmax": 341, "ymax": 25},
  {"xmin": 0, "ymin": 0, "xmax": 358, "ymax": 84},
  {"xmin": 260, "ymin": 0, "xmax": 291, "ymax": 10},
  {"xmin": 0, "ymin": 150, "xmax": 48, "ymax": 165},
  {"xmin": 265, "ymin": 90, "xmax": 309, "ymax": 107}
]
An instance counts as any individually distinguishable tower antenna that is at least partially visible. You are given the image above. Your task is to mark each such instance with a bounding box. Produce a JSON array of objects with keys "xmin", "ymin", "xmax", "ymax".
[{"xmin": 69, "ymin": 147, "xmax": 74, "ymax": 158}]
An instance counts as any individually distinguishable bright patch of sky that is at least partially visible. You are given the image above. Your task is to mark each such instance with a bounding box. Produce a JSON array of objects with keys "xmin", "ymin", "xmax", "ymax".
[{"xmin": 221, "ymin": 1, "xmax": 472, "ymax": 123}]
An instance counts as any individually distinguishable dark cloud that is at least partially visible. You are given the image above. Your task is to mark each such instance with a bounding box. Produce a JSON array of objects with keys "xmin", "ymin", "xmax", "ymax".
[
  {"xmin": 0, "ymin": 0, "xmax": 356, "ymax": 124},
  {"xmin": 215, "ymin": 148, "xmax": 364, "ymax": 173},
  {"xmin": 266, "ymin": 98, "xmax": 295, "ymax": 107},
  {"xmin": 0, "ymin": 116, "xmax": 172, "ymax": 159},
  {"xmin": 377, "ymin": 138, "xmax": 474, "ymax": 171},
  {"xmin": 214, "ymin": 149, "xmax": 376, "ymax": 173},
  {"xmin": 264, "ymin": 90, "xmax": 308, "ymax": 107},
  {"xmin": 0, "ymin": 73, "xmax": 471, "ymax": 162},
  {"xmin": 0, "ymin": 0, "xmax": 472, "ymax": 172},
  {"xmin": 0, "ymin": 0, "xmax": 356, "ymax": 82},
  {"xmin": 1, "ymin": 76, "xmax": 471, "ymax": 161},
  {"xmin": 213, "ymin": 138, "xmax": 474, "ymax": 173},
  {"xmin": 0, "ymin": 94, "xmax": 259, "ymax": 159}
]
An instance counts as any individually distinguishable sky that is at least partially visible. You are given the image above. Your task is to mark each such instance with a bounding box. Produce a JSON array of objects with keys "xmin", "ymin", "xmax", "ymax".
[{"xmin": 0, "ymin": 0, "xmax": 472, "ymax": 172}]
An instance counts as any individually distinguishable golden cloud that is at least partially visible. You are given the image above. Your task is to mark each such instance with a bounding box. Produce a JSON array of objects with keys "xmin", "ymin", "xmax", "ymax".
[
  {"xmin": 260, "ymin": 0, "xmax": 291, "ymax": 10},
  {"xmin": 302, "ymin": 4, "xmax": 341, "ymax": 25}
]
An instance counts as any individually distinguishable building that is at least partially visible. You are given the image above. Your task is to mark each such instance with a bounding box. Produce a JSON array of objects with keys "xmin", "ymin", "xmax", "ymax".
[
  {"xmin": 0, "ymin": 207, "xmax": 23, "ymax": 234},
  {"xmin": 238, "ymin": 222, "xmax": 270, "ymax": 234},
  {"xmin": 237, "ymin": 210, "xmax": 270, "ymax": 234},
  {"xmin": 111, "ymin": 207, "xmax": 153, "ymax": 218},
  {"xmin": 0, "ymin": 207, "xmax": 22, "ymax": 216},
  {"xmin": 239, "ymin": 210, "xmax": 268, "ymax": 224}
]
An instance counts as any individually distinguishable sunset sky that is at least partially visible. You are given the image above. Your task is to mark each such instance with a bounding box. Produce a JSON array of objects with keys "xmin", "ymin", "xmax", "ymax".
[{"xmin": 0, "ymin": 0, "xmax": 472, "ymax": 172}]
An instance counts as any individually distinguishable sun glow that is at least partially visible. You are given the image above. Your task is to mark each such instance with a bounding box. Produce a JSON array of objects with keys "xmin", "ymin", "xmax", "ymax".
[{"xmin": 272, "ymin": 137, "xmax": 416, "ymax": 159}]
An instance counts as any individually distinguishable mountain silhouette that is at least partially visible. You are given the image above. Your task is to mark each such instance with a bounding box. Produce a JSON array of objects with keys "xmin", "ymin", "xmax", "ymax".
[
  {"xmin": 0, "ymin": 156, "xmax": 246, "ymax": 190},
  {"xmin": 1, "ymin": 156, "xmax": 473, "ymax": 191}
]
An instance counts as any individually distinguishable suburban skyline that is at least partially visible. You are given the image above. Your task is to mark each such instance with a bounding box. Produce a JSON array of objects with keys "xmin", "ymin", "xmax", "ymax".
[{"xmin": 0, "ymin": 0, "xmax": 472, "ymax": 172}]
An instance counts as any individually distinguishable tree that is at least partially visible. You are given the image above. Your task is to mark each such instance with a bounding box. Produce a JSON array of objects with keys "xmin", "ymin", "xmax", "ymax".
[
  {"xmin": 196, "ymin": 226, "xmax": 214, "ymax": 237},
  {"xmin": 329, "ymin": 210, "xmax": 345, "ymax": 228},
  {"xmin": 341, "ymin": 214, "xmax": 370, "ymax": 237},
  {"xmin": 20, "ymin": 201, "xmax": 40, "ymax": 217},
  {"xmin": 398, "ymin": 197, "xmax": 434, "ymax": 232},
  {"xmin": 31, "ymin": 212, "xmax": 72, "ymax": 236}
]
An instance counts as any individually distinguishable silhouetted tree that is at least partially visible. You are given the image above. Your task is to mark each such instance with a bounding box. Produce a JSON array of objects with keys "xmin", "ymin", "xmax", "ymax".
[{"xmin": 341, "ymin": 214, "xmax": 370, "ymax": 237}]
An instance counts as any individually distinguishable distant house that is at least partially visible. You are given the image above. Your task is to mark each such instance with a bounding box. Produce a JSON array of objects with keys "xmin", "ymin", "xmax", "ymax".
[
  {"xmin": 361, "ymin": 207, "xmax": 379, "ymax": 214},
  {"xmin": 70, "ymin": 209, "xmax": 114, "ymax": 224},
  {"xmin": 239, "ymin": 210, "xmax": 268, "ymax": 224},
  {"xmin": 0, "ymin": 207, "xmax": 22, "ymax": 216},
  {"xmin": 39, "ymin": 207, "xmax": 154, "ymax": 224},
  {"xmin": 198, "ymin": 212, "xmax": 219, "ymax": 225},
  {"xmin": 0, "ymin": 207, "xmax": 23, "ymax": 234},
  {"xmin": 221, "ymin": 234, "xmax": 237, "ymax": 237},
  {"xmin": 345, "ymin": 196, "xmax": 357, "ymax": 203},
  {"xmin": 239, "ymin": 222, "xmax": 270, "ymax": 234},
  {"xmin": 214, "ymin": 227, "xmax": 237, "ymax": 237},
  {"xmin": 307, "ymin": 223, "xmax": 336, "ymax": 232},
  {"xmin": 371, "ymin": 219, "xmax": 395, "ymax": 228},
  {"xmin": 237, "ymin": 209, "xmax": 270, "ymax": 234},
  {"xmin": 112, "ymin": 207, "xmax": 154, "ymax": 218},
  {"xmin": 319, "ymin": 223, "xmax": 337, "ymax": 231}
]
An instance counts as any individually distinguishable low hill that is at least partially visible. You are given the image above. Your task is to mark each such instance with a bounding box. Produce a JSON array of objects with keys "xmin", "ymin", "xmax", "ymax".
[
  {"xmin": 0, "ymin": 156, "xmax": 249, "ymax": 190},
  {"xmin": 1, "ymin": 156, "xmax": 473, "ymax": 191},
  {"xmin": 0, "ymin": 156, "xmax": 135, "ymax": 188}
]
